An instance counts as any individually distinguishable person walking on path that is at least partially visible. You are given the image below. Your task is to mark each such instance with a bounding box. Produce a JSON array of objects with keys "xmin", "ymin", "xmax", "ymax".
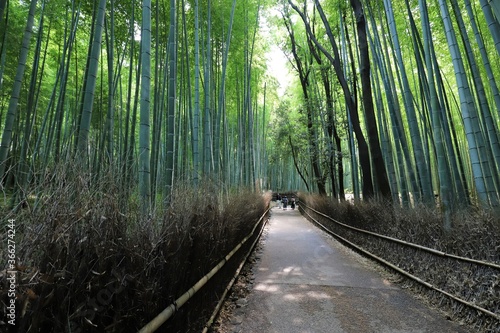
[{"xmin": 282, "ymin": 196, "xmax": 288, "ymax": 210}]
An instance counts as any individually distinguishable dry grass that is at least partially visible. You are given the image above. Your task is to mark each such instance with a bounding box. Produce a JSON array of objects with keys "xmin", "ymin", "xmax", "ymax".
[
  {"xmin": 0, "ymin": 166, "xmax": 269, "ymax": 332},
  {"xmin": 299, "ymin": 193, "xmax": 500, "ymax": 332}
]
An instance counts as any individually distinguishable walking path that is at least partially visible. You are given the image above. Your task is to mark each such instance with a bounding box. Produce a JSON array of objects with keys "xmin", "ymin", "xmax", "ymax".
[{"xmin": 230, "ymin": 206, "xmax": 468, "ymax": 333}]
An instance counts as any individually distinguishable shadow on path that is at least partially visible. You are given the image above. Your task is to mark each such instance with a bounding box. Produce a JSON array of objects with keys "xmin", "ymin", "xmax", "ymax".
[{"xmin": 234, "ymin": 207, "xmax": 469, "ymax": 333}]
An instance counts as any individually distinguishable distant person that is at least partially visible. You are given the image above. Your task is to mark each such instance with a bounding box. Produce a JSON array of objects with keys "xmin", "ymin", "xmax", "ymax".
[
  {"xmin": 282, "ymin": 196, "xmax": 288, "ymax": 210},
  {"xmin": 277, "ymin": 193, "xmax": 282, "ymax": 208},
  {"xmin": 290, "ymin": 197, "xmax": 296, "ymax": 210}
]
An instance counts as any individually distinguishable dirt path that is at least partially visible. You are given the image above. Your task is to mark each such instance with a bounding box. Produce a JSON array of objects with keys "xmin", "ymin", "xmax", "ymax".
[{"xmin": 213, "ymin": 206, "xmax": 469, "ymax": 333}]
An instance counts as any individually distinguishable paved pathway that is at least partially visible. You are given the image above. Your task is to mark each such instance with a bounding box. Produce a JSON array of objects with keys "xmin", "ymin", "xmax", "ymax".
[{"xmin": 234, "ymin": 207, "xmax": 469, "ymax": 333}]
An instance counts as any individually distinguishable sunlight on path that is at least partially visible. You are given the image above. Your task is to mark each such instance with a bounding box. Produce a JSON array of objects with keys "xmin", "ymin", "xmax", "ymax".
[{"xmin": 233, "ymin": 207, "xmax": 469, "ymax": 333}]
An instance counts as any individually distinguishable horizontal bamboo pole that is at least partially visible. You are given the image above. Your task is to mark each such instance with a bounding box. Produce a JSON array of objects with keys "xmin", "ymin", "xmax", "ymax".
[
  {"xmin": 138, "ymin": 207, "xmax": 271, "ymax": 333},
  {"xmin": 301, "ymin": 207, "xmax": 500, "ymax": 322},
  {"xmin": 201, "ymin": 210, "xmax": 268, "ymax": 333},
  {"xmin": 301, "ymin": 203, "xmax": 500, "ymax": 270}
]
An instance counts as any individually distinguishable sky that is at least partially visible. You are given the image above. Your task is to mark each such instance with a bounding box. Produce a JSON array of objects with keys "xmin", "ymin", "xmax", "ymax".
[
  {"xmin": 266, "ymin": 44, "xmax": 293, "ymax": 97},
  {"xmin": 261, "ymin": 9, "xmax": 293, "ymax": 98}
]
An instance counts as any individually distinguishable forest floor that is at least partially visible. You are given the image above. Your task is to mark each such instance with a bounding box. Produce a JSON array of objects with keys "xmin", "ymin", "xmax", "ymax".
[{"xmin": 211, "ymin": 205, "xmax": 472, "ymax": 333}]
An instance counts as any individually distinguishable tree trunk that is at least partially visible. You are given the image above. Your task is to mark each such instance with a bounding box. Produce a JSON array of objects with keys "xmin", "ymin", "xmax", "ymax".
[
  {"xmin": 139, "ymin": 0, "xmax": 152, "ymax": 213},
  {"xmin": 282, "ymin": 4, "xmax": 326, "ymax": 195},
  {"xmin": 437, "ymin": 0, "xmax": 491, "ymax": 206},
  {"xmin": 383, "ymin": 0, "xmax": 433, "ymax": 202},
  {"xmin": 350, "ymin": 0, "xmax": 391, "ymax": 199},
  {"xmin": 290, "ymin": 0, "xmax": 373, "ymax": 198},
  {"xmin": 193, "ymin": 0, "xmax": 200, "ymax": 185},
  {"xmin": 479, "ymin": 0, "xmax": 500, "ymax": 56},
  {"xmin": 420, "ymin": 0, "xmax": 452, "ymax": 228},
  {"xmin": 77, "ymin": 0, "xmax": 107, "ymax": 156},
  {"xmin": 0, "ymin": 0, "xmax": 38, "ymax": 181},
  {"xmin": 165, "ymin": 0, "xmax": 177, "ymax": 200}
]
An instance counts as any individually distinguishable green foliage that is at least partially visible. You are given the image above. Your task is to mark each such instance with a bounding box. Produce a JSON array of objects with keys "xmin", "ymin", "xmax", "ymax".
[
  {"xmin": 0, "ymin": 0, "xmax": 275, "ymax": 203},
  {"xmin": 1, "ymin": 0, "xmax": 499, "ymax": 206},
  {"xmin": 0, "ymin": 1, "xmax": 28, "ymax": 105}
]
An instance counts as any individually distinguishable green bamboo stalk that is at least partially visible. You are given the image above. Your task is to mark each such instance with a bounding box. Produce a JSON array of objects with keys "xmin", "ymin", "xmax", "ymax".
[
  {"xmin": 139, "ymin": 0, "xmax": 152, "ymax": 213},
  {"xmin": 76, "ymin": 0, "xmax": 107, "ymax": 156},
  {"xmin": 0, "ymin": 0, "xmax": 38, "ymax": 181}
]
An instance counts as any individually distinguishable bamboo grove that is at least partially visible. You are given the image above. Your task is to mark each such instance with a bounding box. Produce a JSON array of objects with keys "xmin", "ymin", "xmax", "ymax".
[
  {"xmin": 1, "ymin": 0, "xmax": 500, "ymax": 221},
  {"xmin": 0, "ymin": 0, "xmax": 273, "ymax": 214},
  {"xmin": 267, "ymin": 0, "xmax": 500, "ymax": 220}
]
